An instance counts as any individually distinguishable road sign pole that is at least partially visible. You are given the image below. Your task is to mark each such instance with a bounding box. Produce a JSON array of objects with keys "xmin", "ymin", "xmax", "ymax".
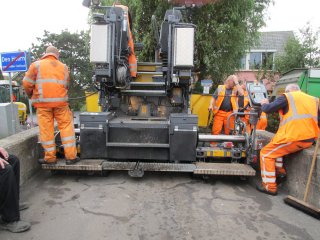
[{"xmin": 8, "ymin": 72, "xmax": 16, "ymax": 135}]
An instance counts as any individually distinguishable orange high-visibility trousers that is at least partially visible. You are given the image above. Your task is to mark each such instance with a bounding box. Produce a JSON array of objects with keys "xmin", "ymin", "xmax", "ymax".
[
  {"xmin": 37, "ymin": 106, "xmax": 77, "ymax": 162},
  {"xmin": 260, "ymin": 141, "xmax": 313, "ymax": 193},
  {"xmin": 212, "ymin": 110, "xmax": 234, "ymax": 135}
]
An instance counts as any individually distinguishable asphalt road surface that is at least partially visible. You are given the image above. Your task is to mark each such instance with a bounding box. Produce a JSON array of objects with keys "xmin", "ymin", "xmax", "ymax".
[{"xmin": 0, "ymin": 171, "xmax": 319, "ymax": 240}]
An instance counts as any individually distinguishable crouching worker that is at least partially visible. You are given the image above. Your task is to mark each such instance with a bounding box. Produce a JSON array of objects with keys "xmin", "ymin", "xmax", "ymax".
[
  {"xmin": 0, "ymin": 147, "xmax": 31, "ymax": 233},
  {"xmin": 257, "ymin": 84, "xmax": 320, "ymax": 195}
]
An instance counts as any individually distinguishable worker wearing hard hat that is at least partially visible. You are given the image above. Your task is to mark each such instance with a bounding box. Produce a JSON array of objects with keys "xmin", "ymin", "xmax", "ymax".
[
  {"xmin": 208, "ymin": 75, "xmax": 244, "ymax": 145},
  {"xmin": 22, "ymin": 46, "xmax": 79, "ymax": 165},
  {"xmin": 257, "ymin": 83, "xmax": 320, "ymax": 195}
]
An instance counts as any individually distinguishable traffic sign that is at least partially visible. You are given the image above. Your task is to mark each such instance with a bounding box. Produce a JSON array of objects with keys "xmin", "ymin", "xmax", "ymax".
[{"xmin": 0, "ymin": 51, "xmax": 29, "ymax": 72}]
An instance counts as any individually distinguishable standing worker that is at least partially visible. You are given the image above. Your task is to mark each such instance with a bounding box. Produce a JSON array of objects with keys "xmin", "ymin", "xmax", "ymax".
[
  {"xmin": 22, "ymin": 46, "xmax": 79, "ymax": 165},
  {"xmin": 257, "ymin": 84, "xmax": 320, "ymax": 195},
  {"xmin": 208, "ymin": 75, "xmax": 244, "ymax": 146}
]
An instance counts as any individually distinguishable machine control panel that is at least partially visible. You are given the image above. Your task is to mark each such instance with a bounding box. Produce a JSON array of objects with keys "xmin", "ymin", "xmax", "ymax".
[{"xmin": 246, "ymin": 81, "xmax": 268, "ymax": 107}]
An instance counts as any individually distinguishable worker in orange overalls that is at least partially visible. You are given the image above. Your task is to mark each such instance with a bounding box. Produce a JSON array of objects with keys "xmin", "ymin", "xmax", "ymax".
[
  {"xmin": 256, "ymin": 112, "xmax": 267, "ymax": 130},
  {"xmin": 208, "ymin": 75, "xmax": 244, "ymax": 146},
  {"xmin": 22, "ymin": 46, "xmax": 78, "ymax": 165},
  {"xmin": 114, "ymin": 2, "xmax": 137, "ymax": 77},
  {"xmin": 257, "ymin": 83, "xmax": 320, "ymax": 195},
  {"xmin": 238, "ymin": 80, "xmax": 268, "ymax": 133}
]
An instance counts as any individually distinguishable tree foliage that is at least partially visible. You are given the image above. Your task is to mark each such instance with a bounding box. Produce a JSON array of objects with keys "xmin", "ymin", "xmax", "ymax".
[
  {"xmin": 30, "ymin": 30, "xmax": 93, "ymax": 110},
  {"xmin": 0, "ymin": 69, "xmax": 4, "ymax": 79},
  {"xmin": 101, "ymin": 0, "xmax": 272, "ymax": 85},
  {"xmin": 275, "ymin": 23, "xmax": 320, "ymax": 74}
]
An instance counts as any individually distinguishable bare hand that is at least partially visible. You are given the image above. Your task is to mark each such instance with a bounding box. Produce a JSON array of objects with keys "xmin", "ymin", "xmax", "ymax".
[
  {"xmin": 0, "ymin": 157, "xmax": 9, "ymax": 169},
  {"xmin": 0, "ymin": 147, "xmax": 9, "ymax": 160},
  {"xmin": 260, "ymin": 98, "xmax": 269, "ymax": 105},
  {"xmin": 233, "ymin": 76, "xmax": 239, "ymax": 85}
]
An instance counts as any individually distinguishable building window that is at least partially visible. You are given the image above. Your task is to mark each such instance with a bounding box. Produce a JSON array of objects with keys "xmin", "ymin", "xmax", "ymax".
[
  {"xmin": 240, "ymin": 51, "xmax": 275, "ymax": 70},
  {"xmin": 262, "ymin": 52, "xmax": 274, "ymax": 70},
  {"xmin": 249, "ymin": 52, "xmax": 262, "ymax": 69},
  {"xmin": 240, "ymin": 55, "xmax": 246, "ymax": 69}
]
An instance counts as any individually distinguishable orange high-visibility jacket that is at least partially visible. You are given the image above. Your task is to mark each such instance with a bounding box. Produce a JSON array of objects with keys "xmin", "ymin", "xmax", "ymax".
[
  {"xmin": 212, "ymin": 85, "xmax": 238, "ymax": 115},
  {"xmin": 22, "ymin": 54, "xmax": 69, "ymax": 108},
  {"xmin": 115, "ymin": 4, "xmax": 137, "ymax": 77},
  {"xmin": 272, "ymin": 91, "xmax": 319, "ymax": 144}
]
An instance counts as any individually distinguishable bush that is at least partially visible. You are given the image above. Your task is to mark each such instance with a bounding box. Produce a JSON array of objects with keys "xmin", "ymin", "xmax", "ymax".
[{"xmin": 266, "ymin": 112, "xmax": 280, "ymax": 133}]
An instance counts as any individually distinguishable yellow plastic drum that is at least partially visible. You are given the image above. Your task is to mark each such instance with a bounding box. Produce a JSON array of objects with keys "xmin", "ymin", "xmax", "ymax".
[
  {"xmin": 85, "ymin": 92, "xmax": 101, "ymax": 112},
  {"xmin": 190, "ymin": 94, "xmax": 212, "ymax": 127},
  {"xmin": 14, "ymin": 102, "xmax": 27, "ymax": 124}
]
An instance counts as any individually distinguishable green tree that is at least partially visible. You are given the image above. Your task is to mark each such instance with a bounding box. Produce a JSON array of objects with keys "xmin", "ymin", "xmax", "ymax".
[
  {"xmin": 30, "ymin": 30, "xmax": 93, "ymax": 110},
  {"xmin": 275, "ymin": 37, "xmax": 306, "ymax": 74},
  {"xmin": 275, "ymin": 23, "xmax": 320, "ymax": 74},
  {"xmin": 0, "ymin": 69, "xmax": 4, "ymax": 79}
]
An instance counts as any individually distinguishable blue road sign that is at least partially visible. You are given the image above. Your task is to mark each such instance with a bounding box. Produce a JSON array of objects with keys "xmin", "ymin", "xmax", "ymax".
[{"xmin": 0, "ymin": 51, "xmax": 28, "ymax": 72}]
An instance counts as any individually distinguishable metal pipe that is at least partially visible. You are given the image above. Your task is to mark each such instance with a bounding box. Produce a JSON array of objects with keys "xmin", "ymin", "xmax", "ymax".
[
  {"xmin": 121, "ymin": 90, "xmax": 166, "ymax": 96},
  {"xmin": 226, "ymin": 112, "xmax": 258, "ymax": 130},
  {"xmin": 198, "ymin": 134, "xmax": 246, "ymax": 142}
]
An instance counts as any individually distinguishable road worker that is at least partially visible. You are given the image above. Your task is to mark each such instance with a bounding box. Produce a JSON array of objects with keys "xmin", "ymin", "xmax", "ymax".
[
  {"xmin": 257, "ymin": 83, "xmax": 320, "ymax": 195},
  {"xmin": 238, "ymin": 80, "xmax": 268, "ymax": 133},
  {"xmin": 0, "ymin": 147, "xmax": 30, "ymax": 233},
  {"xmin": 23, "ymin": 46, "xmax": 79, "ymax": 165},
  {"xmin": 208, "ymin": 75, "xmax": 244, "ymax": 146},
  {"xmin": 114, "ymin": 1, "xmax": 137, "ymax": 77},
  {"xmin": 256, "ymin": 112, "xmax": 267, "ymax": 130}
]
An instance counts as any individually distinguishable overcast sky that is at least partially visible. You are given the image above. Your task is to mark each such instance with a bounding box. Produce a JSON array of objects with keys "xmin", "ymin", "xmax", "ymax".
[{"xmin": 0, "ymin": 0, "xmax": 319, "ymax": 54}]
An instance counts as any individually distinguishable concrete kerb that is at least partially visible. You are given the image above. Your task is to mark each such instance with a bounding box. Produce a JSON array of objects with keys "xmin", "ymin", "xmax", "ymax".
[
  {"xmin": 256, "ymin": 130, "xmax": 320, "ymax": 208},
  {"xmin": 0, "ymin": 127, "xmax": 42, "ymax": 185}
]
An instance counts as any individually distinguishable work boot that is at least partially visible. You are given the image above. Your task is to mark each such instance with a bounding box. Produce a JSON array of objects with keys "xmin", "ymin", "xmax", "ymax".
[
  {"xmin": 276, "ymin": 174, "xmax": 287, "ymax": 185},
  {"xmin": 256, "ymin": 182, "xmax": 277, "ymax": 196},
  {"xmin": 0, "ymin": 220, "xmax": 31, "ymax": 233},
  {"xmin": 38, "ymin": 159, "xmax": 57, "ymax": 165},
  {"xmin": 19, "ymin": 202, "xmax": 29, "ymax": 211},
  {"xmin": 66, "ymin": 157, "xmax": 80, "ymax": 165}
]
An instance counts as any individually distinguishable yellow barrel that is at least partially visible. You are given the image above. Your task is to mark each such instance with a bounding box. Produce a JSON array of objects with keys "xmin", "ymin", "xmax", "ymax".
[
  {"xmin": 190, "ymin": 94, "xmax": 212, "ymax": 127},
  {"xmin": 14, "ymin": 102, "xmax": 27, "ymax": 124},
  {"xmin": 85, "ymin": 92, "xmax": 101, "ymax": 112}
]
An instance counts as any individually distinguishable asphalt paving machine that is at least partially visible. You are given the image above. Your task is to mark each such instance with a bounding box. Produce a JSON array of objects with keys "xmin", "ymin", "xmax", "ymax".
[{"xmin": 43, "ymin": 0, "xmax": 269, "ymax": 177}]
